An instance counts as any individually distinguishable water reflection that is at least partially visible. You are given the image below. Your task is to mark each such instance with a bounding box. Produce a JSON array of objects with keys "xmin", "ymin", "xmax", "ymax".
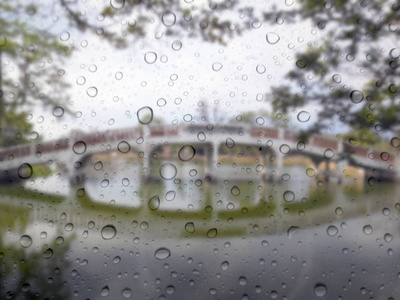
[{"xmin": 1, "ymin": 155, "xmax": 400, "ymax": 298}]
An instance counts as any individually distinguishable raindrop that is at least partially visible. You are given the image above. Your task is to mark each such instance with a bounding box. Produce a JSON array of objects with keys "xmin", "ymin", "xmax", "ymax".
[
  {"xmin": 144, "ymin": 52, "xmax": 157, "ymax": 64},
  {"xmin": 160, "ymin": 163, "xmax": 177, "ymax": 180},
  {"xmin": 172, "ymin": 40, "xmax": 182, "ymax": 51},
  {"xmin": 185, "ymin": 222, "xmax": 195, "ymax": 233},
  {"xmin": 73, "ymin": 141, "xmax": 87, "ymax": 154},
  {"xmin": 76, "ymin": 76, "xmax": 86, "ymax": 85},
  {"xmin": 140, "ymin": 221, "xmax": 149, "ymax": 230},
  {"xmin": 197, "ymin": 132, "xmax": 206, "ymax": 141},
  {"xmin": 297, "ymin": 111, "xmax": 311, "ymax": 122},
  {"xmin": 43, "ymin": 248, "xmax": 53, "ymax": 259},
  {"xmin": 100, "ymin": 179, "xmax": 109, "ymax": 188},
  {"xmin": 382, "ymin": 207, "xmax": 390, "ymax": 216},
  {"xmin": 122, "ymin": 178, "xmax": 130, "ymax": 186},
  {"xmin": 314, "ymin": 283, "xmax": 327, "ymax": 297},
  {"xmin": 60, "ymin": 31, "xmax": 70, "ymax": 41},
  {"xmin": 323, "ymin": 148, "xmax": 335, "ymax": 159},
  {"xmin": 388, "ymin": 84, "xmax": 397, "ymax": 94},
  {"xmin": 239, "ymin": 276, "xmax": 247, "ymax": 285},
  {"xmin": 110, "ymin": 0, "xmax": 125, "ymax": 10},
  {"xmin": 178, "ymin": 145, "xmax": 196, "ymax": 161},
  {"xmin": 212, "ymin": 62, "xmax": 223, "ymax": 71},
  {"xmin": 148, "ymin": 195, "xmax": 160, "ymax": 211},
  {"xmin": 18, "ymin": 163, "xmax": 33, "ymax": 179},
  {"xmin": 0, "ymin": 36, "xmax": 7, "ymax": 47},
  {"xmin": 55, "ymin": 236, "xmax": 64, "ymax": 245},
  {"xmin": 296, "ymin": 60, "xmax": 307, "ymax": 68},
  {"xmin": 53, "ymin": 106, "xmax": 64, "ymax": 117},
  {"xmin": 266, "ymin": 32, "xmax": 280, "ymax": 44},
  {"xmin": 101, "ymin": 225, "xmax": 117, "ymax": 240},
  {"xmin": 121, "ymin": 288, "xmax": 132, "ymax": 298},
  {"xmin": 326, "ymin": 225, "xmax": 338, "ymax": 237},
  {"xmin": 101, "ymin": 286, "xmax": 109, "ymax": 296},
  {"xmin": 350, "ymin": 90, "xmax": 364, "ymax": 103},
  {"xmin": 389, "ymin": 48, "xmax": 400, "ymax": 59},
  {"xmin": 137, "ymin": 106, "xmax": 153, "ymax": 124},
  {"xmin": 65, "ymin": 223, "xmax": 74, "ymax": 231},
  {"xmin": 255, "ymin": 164, "xmax": 264, "ymax": 172},
  {"xmin": 226, "ymin": 138, "xmax": 235, "ymax": 148},
  {"xmin": 335, "ymin": 207, "xmax": 343, "ymax": 215},
  {"xmin": 306, "ymin": 168, "xmax": 315, "ymax": 177},
  {"xmin": 287, "ymin": 226, "xmax": 300, "ymax": 238},
  {"xmin": 20, "ymin": 235, "xmax": 32, "ymax": 248},
  {"xmin": 363, "ymin": 225, "xmax": 373, "ymax": 235},
  {"xmin": 251, "ymin": 20, "xmax": 262, "ymax": 28},
  {"xmin": 231, "ymin": 186, "xmax": 240, "ymax": 196},
  {"xmin": 207, "ymin": 228, "xmax": 218, "ymax": 238},
  {"xmin": 332, "ymin": 74, "xmax": 341, "ymax": 83},
  {"xmin": 115, "ymin": 72, "xmax": 123, "ymax": 80},
  {"xmin": 390, "ymin": 137, "xmax": 400, "ymax": 148},
  {"xmin": 221, "ymin": 261, "xmax": 229, "ymax": 270},
  {"xmin": 256, "ymin": 64, "xmax": 266, "ymax": 74},
  {"xmin": 384, "ymin": 233, "xmax": 393, "ymax": 242},
  {"xmin": 279, "ymin": 144, "xmax": 291, "ymax": 154},
  {"xmin": 283, "ymin": 190, "xmax": 295, "ymax": 202},
  {"xmin": 117, "ymin": 141, "xmax": 131, "ymax": 153},
  {"xmin": 256, "ymin": 117, "xmax": 265, "ymax": 125},
  {"xmin": 157, "ymin": 98, "xmax": 167, "ymax": 107},
  {"xmin": 155, "ymin": 247, "xmax": 171, "ymax": 260},
  {"xmin": 297, "ymin": 141, "xmax": 306, "ymax": 151},
  {"xmin": 76, "ymin": 188, "xmax": 85, "ymax": 197},
  {"xmin": 162, "ymin": 11, "xmax": 176, "ymax": 27},
  {"xmin": 86, "ymin": 86, "xmax": 98, "ymax": 98}
]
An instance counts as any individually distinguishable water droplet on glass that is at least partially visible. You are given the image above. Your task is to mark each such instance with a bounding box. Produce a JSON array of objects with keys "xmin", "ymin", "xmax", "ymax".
[
  {"xmin": 53, "ymin": 106, "xmax": 64, "ymax": 117},
  {"xmin": 390, "ymin": 137, "xmax": 400, "ymax": 148},
  {"xmin": 226, "ymin": 138, "xmax": 235, "ymax": 149},
  {"xmin": 43, "ymin": 248, "xmax": 53, "ymax": 259},
  {"xmin": 350, "ymin": 90, "xmax": 364, "ymax": 103},
  {"xmin": 296, "ymin": 59, "xmax": 307, "ymax": 68},
  {"xmin": 137, "ymin": 106, "xmax": 153, "ymax": 124},
  {"xmin": 86, "ymin": 86, "xmax": 98, "ymax": 97},
  {"xmin": 297, "ymin": 111, "xmax": 311, "ymax": 122},
  {"xmin": 162, "ymin": 11, "xmax": 176, "ymax": 27},
  {"xmin": 283, "ymin": 190, "xmax": 295, "ymax": 202},
  {"xmin": 101, "ymin": 286, "xmax": 109, "ymax": 296},
  {"xmin": 18, "ymin": 163, "xmax": 33, "ymax": 179},
  {"xmin": 266, "ymin": 32, "xmax": 280, "ymax": 44},
  {"xmin": 148, "ymin": 195, "xmax": 160, "ymax": 211},
  {"xmin": 65, "ymin": 223, "xmax": 74, "ymax": 231},
  {"xmin": 100, "ymin": 179, "xmax": 109, "ymax": 188},
  {"xmin": 101, "ymin": 225, "xmax": 117, "ymax": 240},
  {"xmin": 157, "ymin": 98, "xmax": 167, "ymax": 107},
  {"xmin": 256, "ymin": 64, "xmax": 266, "ymax": 74},
  {"xmin": 121, "ymin": 288, "xmax": 132, "ymax": 298},
  {"xmin": 239, "ymin": 276, "xmax": 247, "ymax": 285},
  {"xmin": 20, "ymin": 235, "xmax": 32, "ymax": 248},
  {"xmin": 144, "ymin": 52, "xmax": 157, "ymax": 64},
  {"xmin": 76, "ymin": 76, "xmax": 86, "ymax": 85},
  {"xmin": 306, "ymin": 168, "xmax": 315, "ymax": 177},
  {"xmin": 165, "ymin": 190, "xmax": 176, "ymax": 201},
  {"xmin": 212, "ymin": 62, "xmax": 223, "ymax": 71},
  {"xmin": 160, "ymin": 163, "xmax": 177, "ymax": 180},
  {"xmin": 73, "ymin": 141, "xmax": 87, "ymax": 154},
  {"xmin": 231, "ymin": 186, "xmax": 240, "ymax": 196},
  {"xmin": 172, "ymin": 40, "xmax": 182, "ymax": 51},
  {"xmin": 279, "ymin": 144, "xmax": 291, "ymax": 154},
  {"xmin": 297, "ymin": 141, "xmax": 306, "ymax": 151},
  {"xmin": 55, "ymin": 236, "xmax": 64, "ymax": 245},
  {"xmin": 326, "ymin": 225, "xmax": 338, "ymax": 237},
  {"xmin": 382, "ymin": 207, "xmax": 390, "ymax": 216},
  {"xmin": 185, "ymin": 222, "xmax": 195, "ymax": 233},
  {"xmin": 115, "ymin": 71, "xmax": 123, "ymax": 80},
  {"xmin": 389, "ymin": 48, "xmax": 400, "ymax": 59},
  {"xmin": 314, "ymin": 283, "xmax": 327, "ymax": 297},
  {"xmin": 323, "ymin": 148, "xmax": 335, "ymax": 159},
  {"xmin": 384, "ymin": 233, "xmax": 393, "ymax": 242},
  {"xmin": 256, "ymin": 117, "xmax": 265, "ymax": 125},
  {"xmin": 207, "ymin": 228, "xmax": 218, "ymax": 238},
  {"xmin": 221, "ymin": 261, "xmax": 229, "ymax": 270},
  {"xmin": 332, "ymin": 74, "xmax": 341, "ymax": 83},
  {"xmin": 197, "ymin": 132, "xmax": 206, "ymax": 141},
  {"xmin": 117, "ymin": 141, "xmax": 131, "ymax": 153},
  {"xmin": 60, "ymin": 31, "xmax": 70, "ymax": 41},
  {"xmin": 363, "ymin": 225, "xmax": 373, "ymax": 235},
  {"xmin": 178, "ymin": 145, "xmax": 196, "ymax": 161},
  {"xmin": 155, "ymin": 247, "xmax": 171, "ymax": 260},
  {"xmin": 94, "ymin": 161, "xmax": 103, "ymax": 171}
]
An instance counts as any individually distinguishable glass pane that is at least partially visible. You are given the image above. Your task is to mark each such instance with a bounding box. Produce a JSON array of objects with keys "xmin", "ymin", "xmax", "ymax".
[{"xmin": 1, "ymin": 0, "xmax": 399, "ymax": 299}]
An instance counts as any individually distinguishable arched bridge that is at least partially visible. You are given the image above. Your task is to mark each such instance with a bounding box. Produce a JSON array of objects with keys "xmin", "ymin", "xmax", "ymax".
[{"xmin": 0, "ymin": 124, "xmax": 397, "ymax": 184}]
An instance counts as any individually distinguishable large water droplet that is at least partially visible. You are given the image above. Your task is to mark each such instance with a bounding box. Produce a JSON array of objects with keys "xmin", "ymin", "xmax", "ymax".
[
  {"xmin": 231, "ymin": 186, "xmax": 240, "ymax": 196},
  {"xmin": 118, "ymin": 141, "xmax": 131, "ymax": 153},
  {"xmin": 162, "ymin": 12, "xmax": 176, "ymax": 27},
  {"xmin": 52, "ymin": 106, "xmax": 64, "ymax": 117},
  {"xmin": 155, "ymin": 247, "xmax": 171, "ymax": 259},
  {"xmin": 86, "ymin": 86, "xmax": 98, "ymax": 97},
  {"xmin": 160, "ymin": 163, "xmax": 177, "ymax": 180},
  {"xmin": 390, "ymin": 137, "xmax": 400, "ymax": 148},
  {"xmin": 101, "ymin": 225, "xmax": 117, "ymax": 240},
  {"xmin": 121, "ymin": 288, "xmax": 132, "ymax": 298},
  {"xmin": 144, "ymin": 52, "xmax": 157, "ymax": 64},
  {"xmin": 363, "ymin": 224, "xmax": 373, "ymax": 235},
  {"xmin": 185, "ymin": 222, "xmax": 195, "ymax": 233},
  {"xmin": 326, "ymin": 225, "xmax": 338, "ymax": 237},
  {"xmin": 43, "ymin": 248, "xmax": 53, "ymax": 259},
  {"xmin": 94, "ymin": 161, "xmax": 103, "ymax": 171},
  {"xmin": 197, "ymin": 132, "xmax": 206, "ymax": 141},
  {"xmin": 256, "ymin": 64, "xmax": 266, "ymax": 74},
  {"xmin": 110, "ymin": 0, "xmax": 125, "ymax": 10},
  {"xmin": 323, "ymin": 148, "xmax": 335, "ymax": 159},
  {"xmin": 283, "ymin": 190, "xmax": 295, "ymax": 202},
  {"xmin": 314, "ymin": 283, "xmax": 327, "ymax": 297},
  {"xmin": 73, "ymin": 141, "xmax": 87, "ymax": 154},
  {"xmin": 207, "ymin": 228, "xmax": 218, "ymax": 238},
  {"xmin": 165, "ymin": 190, "xmax": 176, "ymax": 201},
  {"xmin": 148, "ymin": 195, "xmax": 160, "ymax": 211},
  {"xmin": 137, "ymin": 106, "xmax": 153, "ymax": 124},
  {"xmin": 221, "ymin": 261, "xmax": 229, "ymax": 270},
  {"xmin": 178, "ymin": 145, "xmax": 196, "ymax": 161},
  {"xmin": 266, "ymin": 32, "xmax": 280, "ymax": 44},
  {"xmin": 20, "ymin": 235, "xmax": 32, "ymax": 248},
  {"xmin": 279, "ymin": 144, "xmax": 291, "ymax": 154},
  {"xmin": 172, "ymin": 40, "xmax": 182, "ymax": 51},
  {"xmin": 212, "ymin": 62, "xmax": 223, "ymax": 71},
  {"xmin": 350, "ymin": 90, "xmax": 364, "ymax": 103},
  {"xmin": 101, "ymin": 286, "xmax": 109, "ymax": 296},
  {"xmin": 332, "ymin": 74, "xmax": 341, "ymax": 83},
  {"xmin": 297, "ymin": 111, "xmax": 311, "ymax": 122},
  {"xmin": 18, "ymin": 163, "xmax": 33, "ymax": 179}
]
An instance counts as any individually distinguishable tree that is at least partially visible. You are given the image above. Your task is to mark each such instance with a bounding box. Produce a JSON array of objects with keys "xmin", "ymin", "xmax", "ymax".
[
  {"xmin": 0, "ymin": 2, "xmax": 71, "ymax": 146},
  {"xmin": 265, "ymin": 0, "xmax": 400, "ymax": 136}
]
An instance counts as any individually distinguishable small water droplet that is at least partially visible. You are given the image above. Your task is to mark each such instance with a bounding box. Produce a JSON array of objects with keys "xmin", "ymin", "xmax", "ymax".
[
  {"xmin": 323, "ymin": 148, "xmax": 335, "ymax": 159},
  {"xmin": 60, "ymin": 31, "xmax": 70, "ymax": 41},
  {"xmin": 363, "ymin": 225, "xmax": 373, "ymax": 235},
  {"xmin": 100, "ymin": 179, "xmax": 109, "ymax": 188},
  {"xmin": 332, "ymin": 74, "xmax": 341, "ymax": 83},
  {"xmin": 101, "ymin": 225, "xmax": 117, "ymax": 240},
  {"xmin": 144, "ymin": 52, "xmax": 157, "ymax": 64},
  {"xmin": 239, "ymin": 276, "xmax": 247, "ymax": 286},
  {"xmin": 297, "ymin": 111, "xmax": 311, "ymax": 122},
  {"xmin": 231, "ymin": 186, "xmax": 240, "ymax": 196},
  {"xmin": 390, "ymin": 137, "xmax": 400, "ymax": 148},
  {"xmin": 212, "ymin": 62, "xmax": 223, "ymax": 71},
  {"xmin": 221, "ymin": 261, "xmax": 229, "ymax": 270},
  {"xmin": 115, "ymin": 71, "xmax": 123, "ymax": 80},
  {"xmin": 65, "ymin": 223, "xmax": 74, "ymax": 231},
  {"xmin": 178, "ymin": 145, "xmax": 196, "ymax": 161},
  {"xmin": 256, "ymin": 64, "xmax": 266, "ymax": 74},
  {"xmin": 266, "ymin": 32, "xmax": 280, "ymax": 44},
  {"xmin": 117, "ymin": 141, "xmax": 131, "ymax": 153},
  {"xmin": 101, "ymin": 286, "xmax": 109, "ymax": 296},
  {"xmin": 20, "ymin": 235, "xmax": 32, "ymax": 248},
  {"xmin": 197, "ymin": 132, "xmax": 206, "ymax": 141},
  {"xmin": 94, "ymin": 161, "xmax": 103, "ymax": 171},
  {"xmin": 185, "ymin": 222, "xmax": 195, "ymax": 233},
  {"xmin": 52, "ymin": 106, "xmax": 64, "ymax": 117},
  {"xmin": 137, "ymin": 106, "xmax": 153, "ymax": 124},
  {"xmin": 73, "ymin": 141, "xmax": 87, "ymax": 154},
  {"xmin": 296, "ymin": 60, "xmax": 307, "ymax": 68},
  {"xmin": 148, "ymin": 195, "xmax": 160, "ymax": 211},
  {"xmin": 226, "ymin": 138, "xmax": 235, "ymax": 149},
  {"xmin": 43, "ymin": 248, "xmax": 53, "ymax": 259},
  {"xmin": 207, "ymin": 228, "xmax": 218, "ymax": 238},
  {"xmin": 172, "ymin": 40, "xmax": 182, "ymax": 51},
  {"xmin": 314, "ymin": 283, "xmax": 327, "ymax": 297},
  {"xmin": 283, "ymin": 190, "xmax": 295, "ymax": 202},
  {"xmin": 165, "ymin": 190, "xmax": 176, "ymax": 201},
  {"xmin": 350, "ymin": 90, "xmax": 364, "ymax": 103},
  {"xmin": 162, "ymin": 11, "xmax": 176, "ymax": 27},
  {"xmin": 326, "ymin": 225, "xmax": 338, "ymax": 237},
  {"xmin": 160, "ymin": 163, "xmax": 177, "ymax": 180},
  {"xmin": 121, "ymin": 288, "xmax": 132, "ymax": 298},
  {"xmin": 86, "ymin": 86, "xmax": 98, "ymax": 97},
  {"xmin": 279, "ymin": 144, "xmax": 291, "ymax": 154},
  {"xmin": 155, "ymin": 247, "xmax": 171, "ymax": 260},
  {"xmin": 18, "ymin": 163, "xmax": 33, "ymax": 179}
]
